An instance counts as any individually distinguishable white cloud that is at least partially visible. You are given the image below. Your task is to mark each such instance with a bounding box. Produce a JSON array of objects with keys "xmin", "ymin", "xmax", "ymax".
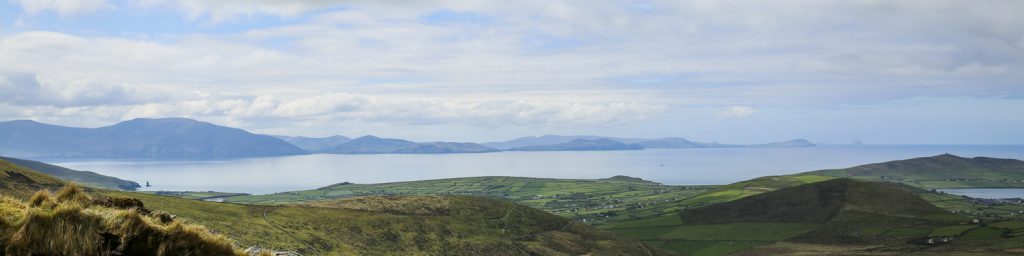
[
  {"xmin": 0, "ymin": 72, "xmax": 177, "ymax": 107},
  {"xmin": 9, "ymin": 0, "xmax": 111, "ymax": 16},
  {"xmin": 135, "ymin": 0, "xmax": 344, "ymax": 23},
  {"xmin": 718, "ymin": 106, "xmax": 757, "ymax": 118},
  {"xmin": 110, "ymin": 93, "xmax": 666, "ymax": 127}
]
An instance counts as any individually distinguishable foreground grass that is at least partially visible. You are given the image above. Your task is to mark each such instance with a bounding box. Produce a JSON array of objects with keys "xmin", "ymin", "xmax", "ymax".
[{"xmin": 0, "ymin": 184, "xmax": 247, "ymax": 255}]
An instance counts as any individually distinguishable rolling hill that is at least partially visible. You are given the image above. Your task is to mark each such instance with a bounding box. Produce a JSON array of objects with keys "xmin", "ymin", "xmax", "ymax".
[
  {"xmin": 677, "ymin": 179, "xmax": 949, "ymax": 224},
  {"xmin": 224, "ymin": 175, "xmax": 713, "ymax": 225},
  {"xmin": 0, "ymin": 118, "xmax": 306, "ymax": 159},
  {"xmin": 0, "ymin": 156, "xmax": 139, "ymax": 190},
  {"xmin": 807, "ymin": 154, "xmax": 1024, "ymax": 189}
]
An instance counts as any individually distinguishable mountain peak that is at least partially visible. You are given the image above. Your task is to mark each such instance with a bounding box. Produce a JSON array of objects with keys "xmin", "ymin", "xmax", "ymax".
[
  {"xmin": 120, "ymin": 117, "xmax": 205, "ymax": 124},
  {"xmin": 0, "ymin": 119, "xmax": 43, "ymax": 125},
  {"xmin": 354, "ymin": 135, "xmax": 383, "ymax": 140},
  {"xmin": 933, "ymin": 153, "xmax": 963, "ymax": 159}
]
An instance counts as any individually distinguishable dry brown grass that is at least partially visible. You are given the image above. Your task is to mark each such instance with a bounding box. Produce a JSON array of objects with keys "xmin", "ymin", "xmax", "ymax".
[{"xmin": 0, "ymin": 183, "xmax": 248, "ymax": 256}]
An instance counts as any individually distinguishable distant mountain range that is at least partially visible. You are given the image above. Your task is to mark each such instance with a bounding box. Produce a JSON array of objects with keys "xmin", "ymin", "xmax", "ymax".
[
  {"xmin": 0, "ymin": 118, "xmax": 815, "ymax": 159},
  {"xmin": 507, "ymin": 138, "xmax": 643, "ymax": 151},
  {"xmin": 317, "ymin": 135, "xmax": 497, "ymax": 154},
  {"xmin": 483, "ymin": 135, "xmax": 814, "ymax": 150},
  {"xmin": 0, "ymin": 118, "xmax": 305, "ymax": 159},
  {"xmin": 273, "ymin": 135, "xmax": 351, "ymax": 152}
]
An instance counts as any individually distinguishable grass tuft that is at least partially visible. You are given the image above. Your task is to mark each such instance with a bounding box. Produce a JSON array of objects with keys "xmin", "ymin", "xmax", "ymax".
[
  {"xmin": 55, "ymin": 182, "xmax": 92, "ymax": 205},
  {"xmin": 1, "ymin": 184, "xmax": 248, "ymax": 255},
  {"xmin": 28, "ymin": 190, "xmax": 55, "ymax": 207}
]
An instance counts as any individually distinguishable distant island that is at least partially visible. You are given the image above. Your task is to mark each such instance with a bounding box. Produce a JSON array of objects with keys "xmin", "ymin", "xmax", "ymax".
[{"xmin": 0, "ymin": 118, "xmax": 816, "ymax": 159}]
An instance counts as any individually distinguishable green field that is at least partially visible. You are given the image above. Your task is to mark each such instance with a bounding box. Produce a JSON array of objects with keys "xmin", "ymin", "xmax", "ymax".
[
  {"xmin": 928, "ymin": 225, "xmax": 978, "ymax": 237},
  {"xmin": 662, "ymin": 241, "xmax": 771, "ymax": 256},
  {"xmin": 225, "ymin": 175, "xmax": 714, "ymax": 225}
]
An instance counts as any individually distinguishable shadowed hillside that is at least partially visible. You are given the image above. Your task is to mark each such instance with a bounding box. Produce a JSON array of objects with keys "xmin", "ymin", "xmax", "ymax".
[
  {"xmin": 0, "ymin": 159, "xmax": 65, "ymax": 199},
  {"xmin": 0, "ymin": 157, "xmax": 139, "ymax": 190},
  {"xmin": 808, "ymin": 154, "xmax": 1024, "ymax": 188},
  {"xmin": 678, "ymin": 179, "xmax": 948, "ymax": 224}
]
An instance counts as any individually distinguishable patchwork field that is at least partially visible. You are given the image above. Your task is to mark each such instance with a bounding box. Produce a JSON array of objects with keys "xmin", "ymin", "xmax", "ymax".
[{"xmin": 225, "ymin": 175, "xmax": 714, "ymax": 225}]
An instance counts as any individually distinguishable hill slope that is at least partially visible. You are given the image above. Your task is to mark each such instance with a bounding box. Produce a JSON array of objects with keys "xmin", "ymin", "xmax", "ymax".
[
  {"xmin": 0, "ymin": 118, "xmax": 306, "ymax": 159},
  {"xmin": 0, "ymin": 157, "xmax": 139, "ymax": 190},
  {"xmin": 0, "ymin": 159, "xmax": 65, "ymax": 199},
  {"xmin": 807, "ymin": 154, "xmax": 1024, "ymax": 188},
  {"xmin": 678, "ymin": 179, "xmax": 948, "ymax": 224}
]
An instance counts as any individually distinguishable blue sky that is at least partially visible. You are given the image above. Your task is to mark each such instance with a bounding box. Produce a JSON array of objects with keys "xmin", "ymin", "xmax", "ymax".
[{"xmin": 0, "ymin": 0, "xmax": 1022, "ymax": 144}]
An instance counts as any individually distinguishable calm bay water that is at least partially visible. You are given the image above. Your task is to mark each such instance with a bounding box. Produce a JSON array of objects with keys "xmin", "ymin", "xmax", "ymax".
[
  {"xmin": 938, "ymin": 189, "xmax": 1024, "ymax": 199},
  {"xmin": 50, "ymin": 145, "xmax": 1024, "ymax": 195}
]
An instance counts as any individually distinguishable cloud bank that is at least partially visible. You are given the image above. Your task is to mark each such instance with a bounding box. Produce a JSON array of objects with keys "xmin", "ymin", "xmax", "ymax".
[{"xmin": 0, "ymin": 0, "xmax": 1021, "ymax": 142}]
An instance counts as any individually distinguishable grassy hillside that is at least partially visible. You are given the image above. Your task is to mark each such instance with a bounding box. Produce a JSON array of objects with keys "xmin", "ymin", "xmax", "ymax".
[
  {"xmin": 807, "ymin": 154, "xmax": 1024, "ymax": 189},
  {"xmin": 605, "ymin": 179, "xmax": 1024, "ymax": 255},
  {"xmin": 226, "ymin": 175, "xmax": 714, "ymax": 225},
  {"xmin": 0, "ymin": 156, "xmax": 140, "ymax": 190},
  {"xmin": 0, "ymin": 159, "xmax": 65, "ymax": 199}
]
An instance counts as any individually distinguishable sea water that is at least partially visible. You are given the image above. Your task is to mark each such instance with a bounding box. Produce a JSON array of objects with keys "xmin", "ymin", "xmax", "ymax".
[{"xmin": 50, "ymin": 145, "xmax": 1024, "ymax": 194}]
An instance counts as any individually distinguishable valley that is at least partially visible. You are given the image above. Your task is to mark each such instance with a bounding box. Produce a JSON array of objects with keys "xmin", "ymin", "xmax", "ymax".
[{"xmin": 3, "ymin": 149, "xmax": 1024, "ymax": 255}]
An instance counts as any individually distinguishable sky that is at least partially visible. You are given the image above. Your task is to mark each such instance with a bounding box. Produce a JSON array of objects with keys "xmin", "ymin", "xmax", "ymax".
[{"xmin": 0, "ymin": 0, "xmax": 1022, "ymax": 144}]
